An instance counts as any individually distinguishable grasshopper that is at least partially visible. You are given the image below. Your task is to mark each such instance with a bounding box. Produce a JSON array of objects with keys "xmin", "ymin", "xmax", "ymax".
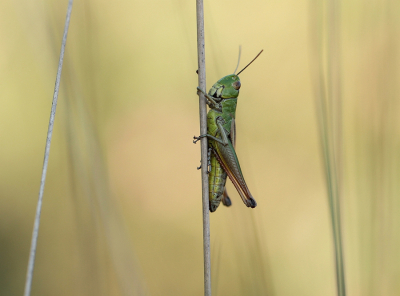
[{"xmin": 194, "ymin": 50, "xmax": 263, "ymax": 212}]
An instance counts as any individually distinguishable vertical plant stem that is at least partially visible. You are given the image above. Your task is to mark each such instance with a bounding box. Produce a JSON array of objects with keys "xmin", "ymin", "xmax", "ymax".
[
  {"xmin": 309, "ymin": 1, "xmax": 346, "ymax": 295},
  {"xmin": 24, "ymin": 1, "xmax": 73, "ymax": 296},
  {"xmin": 327, "ymin": 1, "xmax": 346, "ymax": 295},
  {"xmin": 196, "ymin": 0, "xmax": 211, "ymax": 295}
]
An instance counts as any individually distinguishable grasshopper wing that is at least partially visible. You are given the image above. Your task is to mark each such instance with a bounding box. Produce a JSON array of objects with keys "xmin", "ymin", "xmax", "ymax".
[{"xmin": 215, "ymin": 131, "xmax": 256, "ymax": 209}]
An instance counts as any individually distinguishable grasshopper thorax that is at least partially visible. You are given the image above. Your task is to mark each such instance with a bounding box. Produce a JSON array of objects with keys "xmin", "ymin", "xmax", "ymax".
[{"xmin": 208, "ymin": 74, "xmax": 241, "ymax": 100}]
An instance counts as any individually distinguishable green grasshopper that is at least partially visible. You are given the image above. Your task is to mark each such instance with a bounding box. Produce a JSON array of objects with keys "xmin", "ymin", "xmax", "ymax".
[{"xmin": 194, "ymin": 50, "xmax": 263, "ymax": 212}]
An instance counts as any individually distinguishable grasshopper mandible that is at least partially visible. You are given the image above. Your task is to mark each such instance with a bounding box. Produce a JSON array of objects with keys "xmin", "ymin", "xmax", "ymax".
[{"xmin": 194, "ymin": 50, "xmax": 263, "ymax": 212}]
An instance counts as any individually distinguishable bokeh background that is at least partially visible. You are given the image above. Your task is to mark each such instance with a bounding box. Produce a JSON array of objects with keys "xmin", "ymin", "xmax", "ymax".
[{"xmin": 1, "ymin": 0, "xmax": 400, "ymax": 295}]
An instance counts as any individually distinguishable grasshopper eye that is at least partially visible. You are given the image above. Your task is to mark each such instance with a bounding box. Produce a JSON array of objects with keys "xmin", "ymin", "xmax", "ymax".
[{"xmin": 233, "ymin": 81, "xmax": 241, "ymax": 90}]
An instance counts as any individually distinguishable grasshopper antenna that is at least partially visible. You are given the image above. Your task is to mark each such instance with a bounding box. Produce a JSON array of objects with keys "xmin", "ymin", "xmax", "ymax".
[
  {"xmin": 233, "ymin": 46, "xmax": 242, "ymax": 74},
  {"xmin": 237, "ymin": 49, "xmax": 263, "ymax": 75}
]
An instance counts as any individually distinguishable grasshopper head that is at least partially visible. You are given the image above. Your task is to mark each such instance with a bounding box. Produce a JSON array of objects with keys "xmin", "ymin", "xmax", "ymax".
[
  {"xmin": 208, "ymin": 74, "xmax": 241, "ymax": 100},
  {"xmin": 206, "ymin": 50, "xmax": 263, "ymax": 101}
]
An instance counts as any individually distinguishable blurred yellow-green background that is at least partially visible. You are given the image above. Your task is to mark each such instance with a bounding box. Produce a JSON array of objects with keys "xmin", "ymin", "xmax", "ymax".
[{"xmin": 1, "ymin": 0, "xmax": 400, "ymax": 295}]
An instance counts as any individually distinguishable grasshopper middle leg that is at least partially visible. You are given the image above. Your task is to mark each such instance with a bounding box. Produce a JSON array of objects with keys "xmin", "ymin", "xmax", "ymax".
[{"xmin": 196, "ymin": 147, "xmax": 212, "ymax": 174}]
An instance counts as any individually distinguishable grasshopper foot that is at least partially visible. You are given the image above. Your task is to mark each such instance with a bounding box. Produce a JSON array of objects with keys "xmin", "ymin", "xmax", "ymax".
[
  {"xmin": 193, "ymin": 135, "xmax": 206, "ymax": 144},
  {"xmin": 196, "ymin": 86, "xmax": 205, "ymax": 94},
  {"xmin": 246, "ymin": 197, "xmax": 257, "ymax": 208},
  {"xmin": 197, "ymin": 164, "xmax": 211, "ymax": 174}
]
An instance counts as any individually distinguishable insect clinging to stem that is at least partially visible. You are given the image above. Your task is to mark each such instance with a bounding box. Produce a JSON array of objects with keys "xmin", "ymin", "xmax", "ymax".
[{"xmin": 194, "ymin": 49, "xmax": 263, "ymax": 212}]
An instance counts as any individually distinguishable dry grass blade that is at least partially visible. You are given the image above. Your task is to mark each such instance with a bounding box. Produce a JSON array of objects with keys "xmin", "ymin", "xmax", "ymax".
[
  {"xmin": 23, "ymin": 1, "xmax": 73, "ymax": 295},
  {"xmin": 196, "ymin": 0, "xmax": 211, "ymax": 295},
  {"xmin": 309, "ymin": 1, "xmax": 346, "ymax": 295}
]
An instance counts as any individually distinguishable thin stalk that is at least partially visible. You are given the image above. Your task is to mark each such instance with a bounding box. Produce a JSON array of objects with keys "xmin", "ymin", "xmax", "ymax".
[
  {"xmin": 196, "ymin": 0, "xmax": 211, "ymax": 295},
  {"xmin": 23, "ymin": 1, "xmax": 73, "ymax": 295},
  {"xmin": 327, "ymin": 1, "xmax": 346, "ymax": 295},
  {"xmin": 309, "ymin": 1, "xmax": 346, "ymax": 295}
]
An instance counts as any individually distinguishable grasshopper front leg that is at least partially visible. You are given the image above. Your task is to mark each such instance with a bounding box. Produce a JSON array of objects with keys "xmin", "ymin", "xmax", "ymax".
[{"xmin": 197, "ymin": 87, "xmax": 222, "ymax": 112}]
